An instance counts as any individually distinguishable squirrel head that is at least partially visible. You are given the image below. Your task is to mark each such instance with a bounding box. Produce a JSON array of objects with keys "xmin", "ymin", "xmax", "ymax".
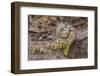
[{"xmin": 56, "ymin": 22, "xmax": 74, "ymax": 38}]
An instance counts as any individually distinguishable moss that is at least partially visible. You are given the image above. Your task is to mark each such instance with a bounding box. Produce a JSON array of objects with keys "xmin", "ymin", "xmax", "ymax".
[
  {"xmin": 48, "ymin": 42, "xmax": 70, "ymax": 56},
  {"xmin": 63, "ymin": 44, "xmax": 70, "ymax": 57}
]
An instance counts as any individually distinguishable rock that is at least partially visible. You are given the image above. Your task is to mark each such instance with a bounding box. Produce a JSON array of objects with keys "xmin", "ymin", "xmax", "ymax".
[{"xmin": 76, "ymin": 28, "xmax": 88, "ymax": 40}]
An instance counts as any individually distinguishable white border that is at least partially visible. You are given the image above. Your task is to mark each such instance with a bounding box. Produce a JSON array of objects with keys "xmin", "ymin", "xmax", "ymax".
[{"xmin": 20, "ymin": 6, "xmax": 95, "ymax": 70}]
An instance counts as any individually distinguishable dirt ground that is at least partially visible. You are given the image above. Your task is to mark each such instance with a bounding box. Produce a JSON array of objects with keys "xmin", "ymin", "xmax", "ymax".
[{"xmin": 28, "ymin": 15, "xmax": 88, "ymax": 60}]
